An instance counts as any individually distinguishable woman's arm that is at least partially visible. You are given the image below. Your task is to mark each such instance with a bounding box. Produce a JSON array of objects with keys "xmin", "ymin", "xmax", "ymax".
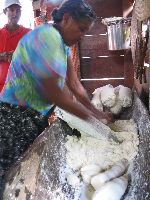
[
  {"xmin": 41, "ymin": 77, "xmax": 92, "ymax": 120},
  {"xmin": 66, "ymin": 56, "xmax": 114, "ymax": 124}
]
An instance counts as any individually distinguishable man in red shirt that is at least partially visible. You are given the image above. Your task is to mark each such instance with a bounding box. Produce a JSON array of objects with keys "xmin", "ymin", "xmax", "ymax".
[{"xmin": 0, "ymin": 0, "xmax": 31, "ymax": 91}]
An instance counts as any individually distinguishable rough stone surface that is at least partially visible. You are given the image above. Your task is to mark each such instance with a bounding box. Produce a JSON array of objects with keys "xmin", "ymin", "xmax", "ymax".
[
  {"xmin": 3, "ymin": 120, "xmax": 82, "ymax": 200},
  {"xmin": 2, "ymin": 92, "xmax": 150, "ymax": 200},
  {"xmin": 123, "ymin": 92, "xmax": 150, "ymax": 200}
]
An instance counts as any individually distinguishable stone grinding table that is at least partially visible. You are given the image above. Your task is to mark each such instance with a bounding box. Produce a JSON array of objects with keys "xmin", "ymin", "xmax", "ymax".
[{"xmin": 2, "ymin": 92, "xmax": 150, "ymax": 200}]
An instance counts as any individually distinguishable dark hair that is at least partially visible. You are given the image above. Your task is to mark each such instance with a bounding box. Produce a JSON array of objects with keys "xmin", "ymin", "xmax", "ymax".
[{"xmin": 51, "ymin": 0, "xmax": 97, "ymax": 23}]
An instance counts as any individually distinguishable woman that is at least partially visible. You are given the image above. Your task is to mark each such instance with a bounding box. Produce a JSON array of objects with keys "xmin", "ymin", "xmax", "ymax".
[{"xmin": 0, "ymin": 0, "xmax": 113, "ymax": 179}]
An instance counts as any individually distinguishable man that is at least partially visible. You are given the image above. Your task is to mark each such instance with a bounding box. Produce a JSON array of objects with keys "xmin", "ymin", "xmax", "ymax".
[{"xmin": 0, "ymin": 0, "xmax": 31, "ymax": 91}]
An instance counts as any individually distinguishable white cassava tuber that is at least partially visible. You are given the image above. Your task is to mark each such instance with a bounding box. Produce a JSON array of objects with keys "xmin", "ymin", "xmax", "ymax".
[
  {"xmin": 110, "ymin": 94, "xmax": 122, "ymax": 115},
  {"xmin": 91, "ymin": 84, "xmax": 132, "ymax": 115},
  {"xmin": 91, "ymin": 88, "xmax": 103, "ymax": 111},
  {"xmin": 91, "ymin": 159, "xmax": 129, "ymax": 190},
  {"xmin": 118, "ymin": 85, "xmax": 132, "ymax": 107},
  {"xmin": 92, "ymin": 175, "xmax": 128, "ymax": 200},
  {"xmin": 110, "ymin": 101, "xmax": 122, "ymax": 115},
  {"xmin": 100, "ymin": 85, "xmax": 116, "ymax": 107},
  {"xmin": 81, "ymin": 164, "xmax": 102, "ymax": 184}
]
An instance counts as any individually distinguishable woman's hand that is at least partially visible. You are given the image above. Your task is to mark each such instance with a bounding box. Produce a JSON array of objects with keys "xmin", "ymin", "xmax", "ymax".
[
  {"xmin": 98, "ymin": 111, "xmax": 114, "ymax": 125},
  {"xmin": 92, "ymin": 109, "xmax": 114, "ymax": 125},
  {"xmin": 66, "ymin": 56, "xmax": 114, "ymax": 124}
]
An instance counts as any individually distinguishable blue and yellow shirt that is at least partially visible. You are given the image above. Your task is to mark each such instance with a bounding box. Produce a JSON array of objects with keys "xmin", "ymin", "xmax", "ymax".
[{"xmin": 0, "ymin": 24, "xmax": 70, "ymax": 115}]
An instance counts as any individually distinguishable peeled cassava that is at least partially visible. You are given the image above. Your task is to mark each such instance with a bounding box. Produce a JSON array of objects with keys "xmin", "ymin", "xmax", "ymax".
[
  {"xmin": 91, "ymin": 88, "xmax": 103, "ymax": 111},
  {"xmin": 91, "ymin": 159, "xmax": 129, "ymax": 190},
  {"xmin": 92, "ymin": 175, "xmax": 128, "ymax": 200},
  {"xmin": 101, "ymin": 85, "xmax": 116, "ymax": 107},
  {"xmin": 81, "ymin": 164, "xmax": 101, "ymax": 184}
]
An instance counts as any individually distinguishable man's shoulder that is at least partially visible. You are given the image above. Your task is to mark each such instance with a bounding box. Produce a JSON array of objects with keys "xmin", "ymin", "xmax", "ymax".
[
  {"xmin": 0, "ymin": 26, "xmax": 8, "ymax": 39},
  {"xmin": 22, "ymin": 26, "xmax": 32, "ymax": 32},
  {"xmin": 19, "ymin": 25, "xmax": 32, "ymax": 34},
  {"xmin": 0, "ymin": 25, "xmax": 7, "ymax": 33}
]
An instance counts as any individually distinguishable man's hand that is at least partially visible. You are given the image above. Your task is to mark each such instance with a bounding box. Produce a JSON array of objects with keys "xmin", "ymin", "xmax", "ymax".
[
  {"xmin": 0, "ymin": 51, "xmax": 14, "ymax": 62},
  {"xmin": 0, "ymin": 52, "xmax": 7, "ymax": 62},
  {"xmin": 6, "ymin": 51, "xmax": 14, "ymax": 62}
]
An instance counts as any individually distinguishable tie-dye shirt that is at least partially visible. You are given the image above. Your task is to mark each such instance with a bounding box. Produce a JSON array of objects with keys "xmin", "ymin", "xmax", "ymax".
[{"xmin": 0, "ymin": 24, "xmax": 70, "ymax": 115}]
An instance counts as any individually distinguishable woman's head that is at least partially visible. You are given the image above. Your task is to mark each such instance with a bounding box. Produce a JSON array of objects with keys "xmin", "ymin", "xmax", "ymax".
[{"xmin": 52, "ymin": 0, "xmax": 96, "ymax": 46}]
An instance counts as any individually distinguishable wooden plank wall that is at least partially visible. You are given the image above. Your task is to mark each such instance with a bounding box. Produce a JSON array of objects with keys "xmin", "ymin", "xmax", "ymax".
[
  {"xmin": 32, "ymin": 0, "xmax": 134, "ymax": 99},
  {"xmin": 80, "ymin": 0, "xmax": 134, "ymax": 98},
  {"xmin": 133, "ymin": 24, "xmax": 149, "ymax": 110}
]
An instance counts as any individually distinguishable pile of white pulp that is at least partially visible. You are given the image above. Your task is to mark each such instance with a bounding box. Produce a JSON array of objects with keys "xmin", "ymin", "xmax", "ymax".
[{"xmin": 56, "ymin": 106, "xmax": 139, "ymax": 200}]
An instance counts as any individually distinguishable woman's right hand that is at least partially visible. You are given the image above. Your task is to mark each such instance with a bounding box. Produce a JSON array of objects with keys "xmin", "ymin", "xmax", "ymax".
[
  {"xmin": 101, "ymin": 111, "xmax": 114, "ymax": 124},
  {"xmin": 92, "ymin": 109, "xmax": 114, "ymax": 125}
]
